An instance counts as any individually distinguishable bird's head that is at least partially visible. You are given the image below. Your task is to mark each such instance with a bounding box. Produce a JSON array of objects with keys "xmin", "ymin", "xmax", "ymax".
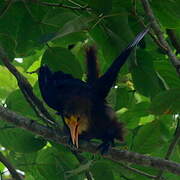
[{"xmin": 63, "ymin": 96, "xmax": 91, "ymax": 148}]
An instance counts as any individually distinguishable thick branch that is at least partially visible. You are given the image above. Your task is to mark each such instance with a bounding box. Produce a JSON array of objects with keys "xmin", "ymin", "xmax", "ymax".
[
  {"xmin": 0, "ymin": 106, "xmax": 180, "ymax": 175},
  {"xmin": 141, "ymin": 0, "xmax": 180, "ymax": 75},
  {"xmin": 0, "ymin": 152, "xmax": 23, "ymax": 180},
  {"xmin": 0, "ymin": 46, "xmax": 55, "ymax": 125}
]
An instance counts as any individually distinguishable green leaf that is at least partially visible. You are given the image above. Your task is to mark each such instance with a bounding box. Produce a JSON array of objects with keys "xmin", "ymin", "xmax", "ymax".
[
  {"xmin": 0, "ymin": 34, "xmax": 16, "ymax": 62},
  {"xmin": 0, "ymin": 121, "xmax": 46, "ymax": 153},
  {"xmin": 133, "ymin": 121, "xmax": 166, "ymax": 154},
  {"xmin": 131, "ymin": 50, "xmax": 163, "ymax": 97},
  {"xmin": 41, "ymin": 47, "xmax": 83, "ymax": 78},
  {"xmin": 6, "ymin": 90, "xmax": 37, "ymax": 119},
  {"xmin": 154, "ymin": 60, "xmax": 180, "ymax": 89},
  {"xmin": 90, "ymin": 160, "xmax": 115, "ymax": 180},
  {"xmin": 15, "ymin": 12, "xmax": 44, "ymax": 56},
  {"xmin": 150, "ymin": 89, "xmax": 180, "ymax": 115},
  {"xmin": 151, "ymin": 0, "xmax": 180, "ymax": 28},
  {"xmin": 89, "ymin": 0, "xmax": 112, "ymax": 14},
  {"xmin": 0, "ymin": 159, "xmax": 5, "ymax": 172},
  {"xmin": 119, "ymin": 102, "xmax": 151, "ymax": 129},
  {"xmin": 0, "ymin": 66, "xmax": 18, "ymax": 100},
  {"xmin": 36, "ymin": 148, "xmax": 65, "ymax": 180},
  {"xmin": 37, "ymin": 147, "xmax": 79, "ymax": 180},
  {"xmin": 40, "ymin": 16, "xmax": 89, "ymax": 43},
  {"xmin": 115, "ymin": 87, "xmax": 135, "ymax": 110},
  {"xmin": 8, "ymin": 151, "xmax": 37, "ymax": 172},
  {"xmin": 0, "ymin": 2, "xmax": 26, "ymax": 38}
]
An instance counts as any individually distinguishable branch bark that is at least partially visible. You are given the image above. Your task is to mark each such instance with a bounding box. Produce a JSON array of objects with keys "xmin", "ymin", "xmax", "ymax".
[
  {"xmin": 0, "ymin": 106, "xmax": 180, "ymax": 175},
  {"xmin": 0, "ymin": 151, "xmax": 23, "ymax": 180},
  {"xmin": 0, "ymin": 46, "xmax": 55, "ymax": 125},
  {"xmin": 141, "ymin": 0, "xmax": 180, "ymax": 75}
]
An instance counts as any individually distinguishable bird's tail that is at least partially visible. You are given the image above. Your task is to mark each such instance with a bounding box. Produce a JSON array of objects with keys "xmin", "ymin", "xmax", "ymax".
[{"xmin": 85, "ymin": 46, "xmax": 100, "ymax": 85}]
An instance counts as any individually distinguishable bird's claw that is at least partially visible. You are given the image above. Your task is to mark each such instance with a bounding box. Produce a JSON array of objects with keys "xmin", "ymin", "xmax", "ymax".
[{"xmin": 97, "ymin": 142, "xmax": 111, "ymax": 155}]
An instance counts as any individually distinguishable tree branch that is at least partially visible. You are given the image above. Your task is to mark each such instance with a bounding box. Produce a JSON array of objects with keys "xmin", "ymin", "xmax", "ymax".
[
  {"xmin": 0, "ymin": 151, "xmax": 23, "ymax": 180},
  {"xmin": 34, "ymin": 0, "xmax": 91, "ymax": 12},
  {"xmin": 0, "ymin": 46, "xmax": 55, "ymax": 126},
  {"xmin": 0, "ymin": 106, "xmax": 180, "ymax": 175},
  {"xmin": 0, "ymin": 0, "xmax": 13, "ymax": 18},
  {"xmin": 140, "ymin": 0, "xmax": 180, "ymax": 75}
]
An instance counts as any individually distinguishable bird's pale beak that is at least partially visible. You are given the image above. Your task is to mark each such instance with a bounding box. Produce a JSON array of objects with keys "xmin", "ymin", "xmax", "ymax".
[{"xmin": 65, "ymin": 116, "xmax": 79, "ymax": 148}]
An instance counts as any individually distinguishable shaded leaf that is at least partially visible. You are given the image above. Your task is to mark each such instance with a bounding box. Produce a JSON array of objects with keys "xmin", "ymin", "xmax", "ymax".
[
  {"xmin": 89, "ymin": 0, "xmax": 112, "ymax": 14},
  {"xmin": 133, "ymin": 121, "xmax": 166, "ymax": 154},
  {"xmin": 119, "ymin": 102, "xmax": 151, "ymax": 129},
  {"xmin": 0, "ymin": 121, "xmax": 46, "ymax": 153},
  {"xmin": 41, "ymin": 47, "xmax": 83, "ymax": 78},
  {"xmin": 40, "ymin": 16, "xmax": 90, "ymax": 43},
  {"xmin": 90, "ymin": 160, "xmax": 115, "ymax": 180},
  {"xmin": 150, "ymin": 89, "xmax": 180, "ymax": 115},
  {"xmin": 131, "ymin": 50, "xmax": 163, "ymax": 97},
  {"xmin": 151, "ymin": 0, "xmax": 180, "ymax": 28}
]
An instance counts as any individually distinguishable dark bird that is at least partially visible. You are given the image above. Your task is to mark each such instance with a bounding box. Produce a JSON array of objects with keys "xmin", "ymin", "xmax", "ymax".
[{"xmin": 38, "ymin": 28, "xmax": 149, "ymax": 153}]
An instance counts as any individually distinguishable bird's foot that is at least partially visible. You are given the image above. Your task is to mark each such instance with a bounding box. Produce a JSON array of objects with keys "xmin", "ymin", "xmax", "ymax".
[{"xmin": 97, "ymin": 142, "xmax": 111, "ymax": 155}]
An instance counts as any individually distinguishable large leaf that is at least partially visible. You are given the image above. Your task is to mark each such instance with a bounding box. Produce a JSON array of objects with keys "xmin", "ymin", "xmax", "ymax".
[
  {"xmin": 0, "ymin": 121, "xmax": 46, "ymax": 153},
  {"xmin": 8, "ymin": 151, "xmax": 37, "ymax": 172},
  {"xmin": 0, "ymin": 34, "xmax": 16, "ymax": 61},
  {"xmin": 36, "ymin": 147, "xmax": 65, "ymax": 180},
  {"xmin": 154, "ymin": 60, "xmax": 180, "ymax": 89},
  {"xmin": 150, "ymin": 89, "xmax": 180, "ymax": 115},
  {"xmin": 0, "ymin": 66, "xmax": 18, "ymax": 99},
  {"xmin": 40, "ymin": 15, "xmax": 90, "ymax": 43},
  {"xmin": 90, "ymin": 160, "xmax": 115, "ymax": 180},
  {"xmin": 36, "ymin": 147, "xmax": 82, "ymax": 180},
  {"xmin": 6, "ymin": 90, "xmax": 37, "ymax": 119},
  {"xmin": 119, "ymin": 102, "xmax": 152, "ymax": 129},
  {"xmin": 151, "ymin": 0, "xmax": 180, "ymax": 28},
  {"xmin": 89, "ymin": 0, "xmax": 112, "ymax": 14},
  {"xmin": 41, "ymin": 47, "xmax": 83, "ymax": 78},
  {"xmin": 132, "ymin": 121, "xmax": 166, "ymax": 154},
  {"xmin": 131, "ymin": 50, "xmax": 164, "ymax": 97}
]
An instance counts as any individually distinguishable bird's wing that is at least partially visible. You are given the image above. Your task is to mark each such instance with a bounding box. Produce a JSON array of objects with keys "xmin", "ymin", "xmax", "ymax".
[
  {"xmin": 38, "ymin": 65, "xmax": 77, "ymax": 111},
  {"xmin": 93, "ymin": 27, "xmax": 149, "ymax": 99}
]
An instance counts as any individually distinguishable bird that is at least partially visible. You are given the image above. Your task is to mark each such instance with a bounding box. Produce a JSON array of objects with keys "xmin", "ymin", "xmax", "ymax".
[{"xmin": 38, "ymin": 28, "xmax": 149, "ymax": 153}]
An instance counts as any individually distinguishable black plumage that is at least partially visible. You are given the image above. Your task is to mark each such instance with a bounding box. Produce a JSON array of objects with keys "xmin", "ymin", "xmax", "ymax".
[{"xmin": 38, "ymin": 28, "xmax": 149, "ymax": 153}]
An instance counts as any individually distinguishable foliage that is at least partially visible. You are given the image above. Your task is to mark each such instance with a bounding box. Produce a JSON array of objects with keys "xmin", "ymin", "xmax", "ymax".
[{"xmin": 0, "ymin": 0, "xmax": 180, "ymax": 179}]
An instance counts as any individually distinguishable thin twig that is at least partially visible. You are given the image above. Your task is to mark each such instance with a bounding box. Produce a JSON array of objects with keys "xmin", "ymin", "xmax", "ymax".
[
  {"xmin": 140, "ymin": 0, "xmax": 180, "ymax": 75},
  {"xmin": 0, "ymin": 106, "xmax": 180, "ymax": 175},
  {"xmin": 0, "ymin": 0, "xmax": 13, "ymax": 18},
  {"xmin": 0, "ymin": 151, "xmax": 23, "ymax": 180},
  {"xmin": 38, "ymin": 1, "xmax": 91, "ymax": 11},
  {"xmin": 0, "ymin": 46, "xmax": 55, "ymax": 126},
  {"xmin": 119, "ymin": 162, "xmax": 165, "ymax": 180},
  {"xmin": 156, "ymin": 116, "xmax": 180, "ymax": 179},
  {"xmin": 131, "ymin": 2, "xmax": 168, "ymax": 51}
]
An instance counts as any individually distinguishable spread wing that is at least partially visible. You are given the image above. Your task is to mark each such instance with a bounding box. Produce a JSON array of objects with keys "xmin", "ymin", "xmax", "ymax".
[
  {"xmin": 38, "ymin": 65, "xmax": 87, "ymax": 112},
  {"xmin": 94, "ymin": 28, "xmax": 149, "ymax": 99}
]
